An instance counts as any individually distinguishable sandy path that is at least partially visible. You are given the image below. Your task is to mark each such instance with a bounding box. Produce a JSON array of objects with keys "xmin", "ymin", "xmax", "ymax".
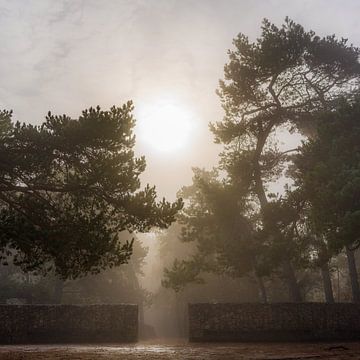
[{"xmin": 0, "ymin": 342, "xmax": 360, "ymax": 360}]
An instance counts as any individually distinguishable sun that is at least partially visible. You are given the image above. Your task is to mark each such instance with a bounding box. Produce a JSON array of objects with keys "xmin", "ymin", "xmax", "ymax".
[{"xmin": 136, "ymin": 99, "xmax": 195, "ymax": 153}]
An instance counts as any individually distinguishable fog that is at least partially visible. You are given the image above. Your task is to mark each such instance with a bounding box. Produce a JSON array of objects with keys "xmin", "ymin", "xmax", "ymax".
[
  {"xmin": 2, "ymin": 0, "xmax": 360, "ymax": 338},
  {"xmin": 2, "ymin": 0, "xmax": 360, "ymax": 199}
]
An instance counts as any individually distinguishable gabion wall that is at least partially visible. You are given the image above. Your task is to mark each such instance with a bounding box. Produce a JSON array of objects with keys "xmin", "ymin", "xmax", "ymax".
[
  {"xmin": 0, "ymin": 304, "xmax": 138, "ymax": 344},
  {"xmin": 189, "ymin": 303, "xmax": 360, "ymax": 342}
]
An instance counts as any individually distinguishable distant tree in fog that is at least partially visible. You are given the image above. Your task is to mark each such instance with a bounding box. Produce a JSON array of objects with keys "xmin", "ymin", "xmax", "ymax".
[
  {"xmin": 162, "ymin": 168, "xmax": 270, "ymax": 302},
  {"xmin": 0, "ymin": 102, "xmax": 182, "ymax": 280},
  {"xmin": 0, "ymin": 235, "xmax": 150, "ymax": 305}
]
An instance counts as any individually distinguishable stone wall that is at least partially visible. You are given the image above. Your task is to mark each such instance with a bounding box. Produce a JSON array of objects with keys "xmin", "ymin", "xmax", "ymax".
[
  {"xmin": 189, "ymin": 303, "xmax": 360, "ymax": 342},
  {"xmin": 0, "ymin": 304, "xmax": 138, "ymax": 344}
]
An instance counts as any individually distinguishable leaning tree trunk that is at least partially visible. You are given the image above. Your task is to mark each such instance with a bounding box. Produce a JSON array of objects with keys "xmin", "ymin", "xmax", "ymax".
[
  {"xmin": 345, "ymin": 246, "xmax": 360, "ymax": 303},
  {"xmin": 254, "ymin": 158, "xmax": 302, "ymax": 303},
  {"xmin": 282, "ymin": 259, "xmax": 302, "ymax": 302},
  {"xmin": 320, "ymin": 262, "xmax": 334, "ymax": 303},
  {"xmin": 256, "ymin": 275, "xmax": 268, "ymax": 303}
]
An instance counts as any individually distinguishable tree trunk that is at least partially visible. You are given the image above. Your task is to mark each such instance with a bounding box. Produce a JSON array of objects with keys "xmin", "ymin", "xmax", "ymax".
[
  {"xmin": 53, "ymin": 278, "xmax": 64, "ymax": 304},
  {"xmin": 254, "ymin": 158, "xmax": 302, "ymax": 303},
  {"xmin": 345, "ymin": 246, "xmax": 360, "ymax": 303},
  {"xmin": 253, "ymin": 138, "xmax": 304, "ymax": 303},
  {"xmin": 256, "ymin": 275, "xmax": 268, "ymax": 303},
  {"xmin": 320, "ymin": 262, "xmax": 334, "ymax": 303},
  {"xmin": 282, "ymin": 260, "xmax": 302, "ymax": 302}
]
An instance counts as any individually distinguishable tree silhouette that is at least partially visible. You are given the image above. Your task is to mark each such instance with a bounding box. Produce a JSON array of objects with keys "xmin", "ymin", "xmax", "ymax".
[
  {"xmin": 211, "ymin": 17, "xmax": 360, "ymax": 301},
  {"xmin": 0, "ymin": 102, "xmax": 182, "ymax": 279}
]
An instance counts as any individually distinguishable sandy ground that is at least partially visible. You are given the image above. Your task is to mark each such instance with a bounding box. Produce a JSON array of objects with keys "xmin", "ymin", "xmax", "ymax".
[{"xmin": 1, "ymin": 341, "xmax": 360, "ymax": 360}]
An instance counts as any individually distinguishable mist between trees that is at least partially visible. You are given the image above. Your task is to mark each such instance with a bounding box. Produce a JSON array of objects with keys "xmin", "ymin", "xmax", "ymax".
[{"xmin": 1, "ymin": 18, "xmax": 360, "ymax": 338}]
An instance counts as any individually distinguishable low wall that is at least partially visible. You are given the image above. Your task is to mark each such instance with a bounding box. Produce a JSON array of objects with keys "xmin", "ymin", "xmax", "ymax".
[
  {"xmin": 0, "ymin": 304, "xmax": 138, "ymax": 344},
  {"xmin": 189, "ymin": 303, "xmax": 360, "ymax": 342}
]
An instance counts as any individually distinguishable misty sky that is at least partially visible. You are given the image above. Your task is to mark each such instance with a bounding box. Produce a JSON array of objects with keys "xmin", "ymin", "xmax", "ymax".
[{"xmin": 1, "ymin": 0, "xmax": 360, "ymax": 200}]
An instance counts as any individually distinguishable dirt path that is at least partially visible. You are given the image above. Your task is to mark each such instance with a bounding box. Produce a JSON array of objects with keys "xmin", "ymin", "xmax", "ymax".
[{"xmin": 0, "ymin": 342, "xmax": 360, "ymax": 360}]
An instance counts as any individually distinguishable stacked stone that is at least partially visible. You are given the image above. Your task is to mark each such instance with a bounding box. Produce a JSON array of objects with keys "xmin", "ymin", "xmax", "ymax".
[
  {"xmin": 0, "ymin": 304, "xmax": 138, "ymax": 344},
  {"xmin": 189, "ymin": 303, "xmax": 360, "ymax": 342}
]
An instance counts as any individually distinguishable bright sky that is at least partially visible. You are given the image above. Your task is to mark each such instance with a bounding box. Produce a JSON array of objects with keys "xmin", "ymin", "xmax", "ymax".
[{"xmin": 1, "ymin": 0, "xmax": 360, "ymax": 200}]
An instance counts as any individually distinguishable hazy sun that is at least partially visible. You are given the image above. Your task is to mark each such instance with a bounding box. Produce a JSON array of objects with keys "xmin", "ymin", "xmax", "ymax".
[{"xmin": 136, "ymin": 99, "xmax": 195, "ymax": 153}]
